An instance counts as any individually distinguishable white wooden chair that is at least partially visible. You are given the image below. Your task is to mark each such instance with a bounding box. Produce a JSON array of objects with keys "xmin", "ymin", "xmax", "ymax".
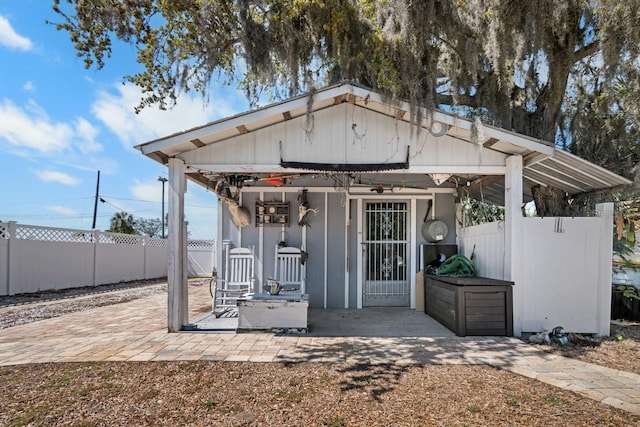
[
  {"xmin": 212, "ymin": 246, "xmax": 256, "ymax": 314},
  {"xmin": 274, "ymin": 246, "xmax": 306, "ymax": 294}
]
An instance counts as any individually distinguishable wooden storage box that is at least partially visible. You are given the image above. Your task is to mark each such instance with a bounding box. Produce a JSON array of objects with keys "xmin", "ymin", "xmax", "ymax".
[{"xmin": 425, "ymin": 274, "xmax": 513, "ymax": 336}]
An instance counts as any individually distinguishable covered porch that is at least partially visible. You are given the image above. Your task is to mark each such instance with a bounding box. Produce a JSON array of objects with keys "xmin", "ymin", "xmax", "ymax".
[
  {"xmin": 192, "ymin": 306, "xmax": 455, "ymax": 337},
  {"xmin": 135, "ymin": 81, "xmax": 630, "ymax": 337}
]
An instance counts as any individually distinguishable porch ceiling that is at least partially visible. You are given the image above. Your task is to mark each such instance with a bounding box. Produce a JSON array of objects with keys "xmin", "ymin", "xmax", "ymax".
[{"xmin": 135, "ymin": 80, "xmax": 631, "ymax": 202}]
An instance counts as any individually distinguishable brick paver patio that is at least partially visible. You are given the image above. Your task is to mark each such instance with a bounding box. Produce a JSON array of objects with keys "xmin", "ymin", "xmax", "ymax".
[{"xmin": 1, "ymin": 282, "xmax": 639, "ymax": 415}]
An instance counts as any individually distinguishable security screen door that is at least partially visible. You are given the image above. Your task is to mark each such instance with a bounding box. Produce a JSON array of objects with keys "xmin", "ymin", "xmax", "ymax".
[{"xmin": 363, "ymin": 201, "xmax": 409, "ymax": 306}]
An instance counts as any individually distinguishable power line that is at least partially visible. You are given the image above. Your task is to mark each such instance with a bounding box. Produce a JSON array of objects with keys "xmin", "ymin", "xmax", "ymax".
[
  {"xmin": 7, "ymin": 197, "xmax": 94, "ymax": 205},
  {"xmin": 0, "ymin": 213, "xmax": 113, "ymax": 220},
  {"xmin": 98, "ymin": 197, "xmax": 155, "ymax": 215},
  {"xmin": 102, "ymin": 195, "xmax": 217, "ymax": 209},
  {"xmin": 102, "ymin": 196, "xmax": 162, "ymax": 204}
]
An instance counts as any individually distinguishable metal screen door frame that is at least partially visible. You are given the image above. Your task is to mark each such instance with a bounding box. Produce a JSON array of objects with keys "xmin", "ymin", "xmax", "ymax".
[{"xmin": 362, "ymin": 200, "xmax": 410, "ymax": 307}]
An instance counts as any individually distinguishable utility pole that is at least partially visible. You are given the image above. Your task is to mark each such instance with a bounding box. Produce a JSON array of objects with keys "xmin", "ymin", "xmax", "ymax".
[
  {"xmin": 92, "ymin": 170, "xmax": 101, "ymax": 229},
  {"xmin": 158, "ymin": 176, "xmax": 168, "ymax": 238}
]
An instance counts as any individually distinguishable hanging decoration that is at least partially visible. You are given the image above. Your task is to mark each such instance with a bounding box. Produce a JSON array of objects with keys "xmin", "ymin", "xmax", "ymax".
[
  {"xmin": 281, "ymin": 146, "xmax": 410, "ymax": 172},
  {"xmin": 297, "ymin": 189, "xmax": 319, "ymax": 227},
  {"xmin": 214, "ymin": 181, "xmax": 250, "ymax": 228},
  {"xmin": 266, "ymin": 173, "xmax": 286, "ymax": 186},
  {"xmin": 430, "ymin": 173, "xmax": 452, "ymax": 186}
]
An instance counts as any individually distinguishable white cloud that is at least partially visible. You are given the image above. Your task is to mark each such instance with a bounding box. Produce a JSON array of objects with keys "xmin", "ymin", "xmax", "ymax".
[
  {"xmin": 0, "ymin": 98, "xmax": 72, "ymax": 153},
  {"xmin": 47, "ymin": 205, "xmax": 78, "ymax": 216},
  {"xmin": 0, "ymin": 15, "xmax": 33, "ymax": 51},
  {"xmin": 0, "ymin": 98, "xmax": 104, "ymax": 155},
  {"xmin": 74, "ymin": 117, "xmax": 103, "ymax": 154},
  {"xmin": 131, "ymin": 179, "xmax": 162, "ymax": 203},
  {"xmin": 34, "ymin": 169, "xmax": 81, "ymax": 186},
  {"xmin": 56, "ymin": 156, "xmax": 118, "ymax": 175},
  {"xmin": 23, "ymin": 80, "xmax": 36, "ymax": 92},
  {"xmin": 92, "ymin": 84, "xmax": 242, "ymax": 148}
]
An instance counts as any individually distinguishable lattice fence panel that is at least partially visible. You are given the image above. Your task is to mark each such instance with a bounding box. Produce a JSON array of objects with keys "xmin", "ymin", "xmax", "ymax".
[
  {"xmin": 0, "ymin": 223, "xmax": 9, "ymax": 239},
  {"xmin": 100, "ymin": 232, "xmax": 144, "ymax": 245},
  {"xmin": 147, "ymin": 238, "xmax": 168, "ymax": 248},
  {"xmin": 188, "ymin": 240, "xmax": 215, "ymax": 249},
  {"xmin": 16, "ymin": 226, "xmax": 94, "ymax": 243}
]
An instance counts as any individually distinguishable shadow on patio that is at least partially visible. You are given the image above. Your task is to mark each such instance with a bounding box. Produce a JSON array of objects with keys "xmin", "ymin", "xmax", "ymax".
[{"xmin": 307, "ymin": 308, "xmax": 455, "ymax": 337}]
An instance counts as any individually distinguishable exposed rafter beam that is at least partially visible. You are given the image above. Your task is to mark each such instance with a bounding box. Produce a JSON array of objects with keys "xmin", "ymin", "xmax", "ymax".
[
  {"xmin": 152, "ymin": 151, "xmax": 169, "ymax": 165},
  {"xmin": 523, "ymin": 152, "xmax": 550, "ymax": 167},
  {"xmin": 185, "ymin": 171, "xmax": 214, "ymax": 190},
  {"xmin": 468, "ymin": 175, "xmax": 503, "ymax": 193},
  {"xmin": 237, "ymin": 125, "xmax": 249, "ymax": 134},
  {"xmin": 525, "ymin": 168, "xmax": 584, "ymax": 192},
  {"xmin": 190, "ymin": 138, "xmax": 205, "ymax": 148},
  {"xmin": 483, "ymin": 137, "xmax": 499, "ymax": 149}
]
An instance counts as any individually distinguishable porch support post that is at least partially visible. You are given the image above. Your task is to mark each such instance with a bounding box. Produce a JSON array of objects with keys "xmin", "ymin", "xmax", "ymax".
[
  {"xmin": 167, "ymin": 158, "xmax": 188, "ymax": 332},
  {"xmin": 409, "ymin": 198, "xmax": 417, "ymax": 309},
  {"xmin": 504, "ymin": 155, "xmax": 523, "ymax": 336},
  {"xmin": 596, "ymin": 202, "xmax": 614, "ymax": 336},
  {"xmin": 344, "ymin": 197, "xmax": 350, "ymax": 309},
  {"xmin": 356, "ymin": 198, "xmax": 363, "ymax": 309}
]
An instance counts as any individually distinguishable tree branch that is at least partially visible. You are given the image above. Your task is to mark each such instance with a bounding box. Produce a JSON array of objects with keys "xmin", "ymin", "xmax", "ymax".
[
  {"xmin": 572, "ymin": 40, "xmax": 600, "ymax": 63},
  {"xmin": 434, "ymin": 92, "xmax": 479, "ymax": 108}
]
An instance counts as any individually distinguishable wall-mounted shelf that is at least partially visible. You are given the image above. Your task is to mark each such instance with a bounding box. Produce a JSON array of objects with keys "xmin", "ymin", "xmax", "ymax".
[{"xmin": 256, "ymin": 202, "xmax": 289, "ymax": 226}]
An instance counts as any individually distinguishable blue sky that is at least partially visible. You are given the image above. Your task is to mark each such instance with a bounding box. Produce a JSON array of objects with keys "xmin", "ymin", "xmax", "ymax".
[{"xmin": 0, "ymin": 2, "xmax": 251, "ymax": 240}]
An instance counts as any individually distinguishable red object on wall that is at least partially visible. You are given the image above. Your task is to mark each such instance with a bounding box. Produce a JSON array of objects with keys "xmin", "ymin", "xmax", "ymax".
[{"xmin": 266, "ymin": 174, "xmax": 285, "ymax": 186}]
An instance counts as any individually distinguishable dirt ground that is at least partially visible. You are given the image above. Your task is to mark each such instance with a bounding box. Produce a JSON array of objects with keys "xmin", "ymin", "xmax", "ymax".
[
  {"xmin": 1, "ymin": 283, "xmax": 640, "ymax": 425},
  {"xmin": 532, "ymin": 321, "xmax": 640, "ymax": 376}
]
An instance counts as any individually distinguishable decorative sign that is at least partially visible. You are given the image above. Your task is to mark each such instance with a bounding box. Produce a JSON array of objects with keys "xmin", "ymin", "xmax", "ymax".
[{"xmin": 256, "ymin": 201, "xmax": 289, "ymax": 226}]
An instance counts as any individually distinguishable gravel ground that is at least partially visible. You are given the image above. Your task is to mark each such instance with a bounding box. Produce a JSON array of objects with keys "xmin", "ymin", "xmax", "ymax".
[
  {"xmin": 0, "ymin": 282, "xmax": 167, "ymax": 329},
  {"xmin": 0, "ymin": 279, "xmax": 167, "ymax": 307},
  {"xmin": 1, "ymin": 282, "xmax": 640, "ymax": 425}
]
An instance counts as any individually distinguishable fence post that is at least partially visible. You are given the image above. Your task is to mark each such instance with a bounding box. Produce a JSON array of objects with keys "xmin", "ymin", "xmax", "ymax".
[
  {"xmin": 212, "ymin": 240, "xmax": 217, "ymax": 276},
  {"xmin": 143, "ymin": 235, "xmax": 148, "ymax": 280},
  {"xmin": 92, "ymin": 229, "xmax": 100, "ymax": 286},
  {"xmin": 596, "ymin": 202, "xmax": 614, "ymax": 336},
  {"xmin": 6, "ymin": 221, "xmax": 17, "ymax": 295},
  {"xmin": 504, "ymin": 155, "xmax": 523, "ymax": 336}
]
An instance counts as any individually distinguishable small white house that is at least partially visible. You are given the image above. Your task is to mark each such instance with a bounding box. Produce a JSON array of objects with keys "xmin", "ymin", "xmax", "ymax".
[{"xmin": 136, "ymin": 81, "xmax": 630, "ymax": 335}]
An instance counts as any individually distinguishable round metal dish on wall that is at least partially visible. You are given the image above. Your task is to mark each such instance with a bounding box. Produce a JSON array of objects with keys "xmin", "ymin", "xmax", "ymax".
[
  {"xmin": 422, "ymin": 219, "xmax": 449, "ymax": 243},
  {"xmin": 421, "ymin": 199, "xmax": 449, "ymax": 243}
]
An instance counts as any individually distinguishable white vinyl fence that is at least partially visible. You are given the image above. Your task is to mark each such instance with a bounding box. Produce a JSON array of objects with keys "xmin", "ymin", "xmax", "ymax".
[
  {"xmin": 0, "ymin": 222, "xmax": 215, "ymax": 296},
  {"xmin": 457, "ymin": 203, "xmax": 614, "ymax": 336},
  {"xmin": 457, "ymin": 221, "xmax": 505, "ymax": 280}
]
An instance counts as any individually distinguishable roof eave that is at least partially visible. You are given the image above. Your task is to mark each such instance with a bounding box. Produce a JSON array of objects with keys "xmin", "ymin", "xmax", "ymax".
[{"xmin": 135, "ymin": 81, "xmax": 556, "ymax": 159}]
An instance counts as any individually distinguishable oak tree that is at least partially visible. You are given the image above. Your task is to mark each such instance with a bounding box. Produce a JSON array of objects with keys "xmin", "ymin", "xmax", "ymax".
[{"xmin": 52, "ymin": 0, "xmax": 640, "ymax": 212}]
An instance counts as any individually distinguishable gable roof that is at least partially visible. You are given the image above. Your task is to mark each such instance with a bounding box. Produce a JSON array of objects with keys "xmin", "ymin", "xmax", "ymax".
[{"xmin": 136, "ymin": 80, "xmax": 630, "ymax": 198}]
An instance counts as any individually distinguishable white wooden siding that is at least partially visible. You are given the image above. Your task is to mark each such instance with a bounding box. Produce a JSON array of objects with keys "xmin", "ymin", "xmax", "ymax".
[{"xmin": 178, "ymin": 104, "xmax": 507, "ymax": 168}]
